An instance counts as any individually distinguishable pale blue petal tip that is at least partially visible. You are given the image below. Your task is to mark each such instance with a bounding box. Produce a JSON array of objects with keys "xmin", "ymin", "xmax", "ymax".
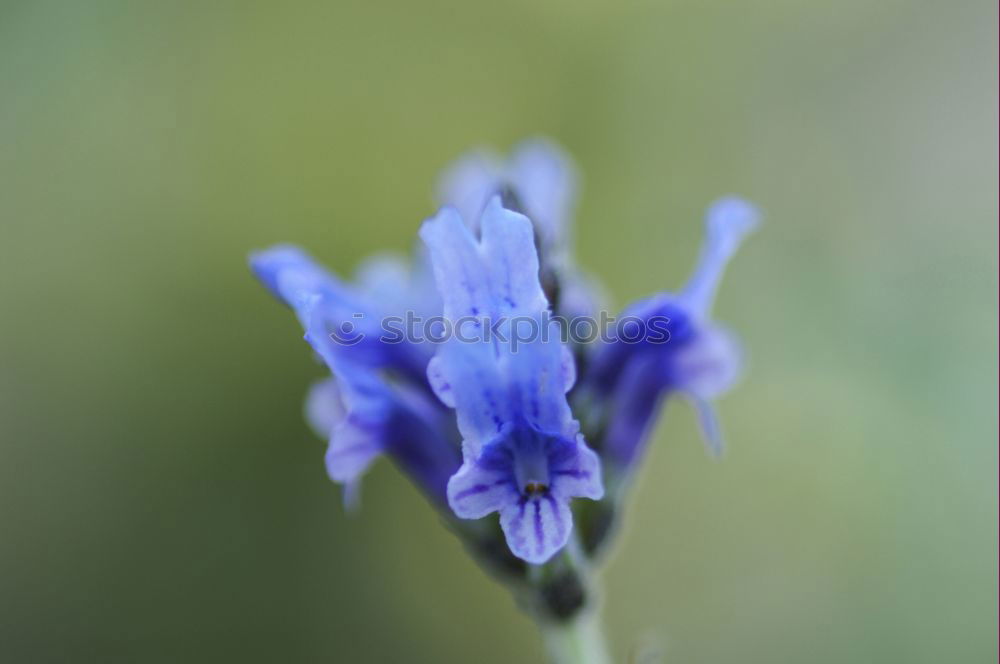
[
  {"xmin": 249, "ymin": 244, "xmax": 312, "ymax": 297},
  {"xmin": 706, "ymin": 197, "xmax": 761, "ymax": 251}
]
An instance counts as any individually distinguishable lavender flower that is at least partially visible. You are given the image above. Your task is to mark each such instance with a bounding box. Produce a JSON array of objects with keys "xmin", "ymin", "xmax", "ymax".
[
  {"xmin": 249, "ymin": 140, "xmax": 759, "ymax": 645},
  {"xmin": 437, "ymin": 138, "xmax": 577, "ymax": 256},
  {"xmin": 421, "ymin": 197, "xmax": 603, "ymax": 564},
  {"xmin": 580, "ymin": 197, "xmax": 759, "ymax": 474},
  {"xmin": 250, "ymin": 245, "xmax": 459, "ymax": 506}
]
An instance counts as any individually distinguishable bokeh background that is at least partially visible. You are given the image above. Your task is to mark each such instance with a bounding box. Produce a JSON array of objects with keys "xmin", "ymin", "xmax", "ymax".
[{"xmin": 1, "ymin": 0, "xmax": 996, "ymax": 662}]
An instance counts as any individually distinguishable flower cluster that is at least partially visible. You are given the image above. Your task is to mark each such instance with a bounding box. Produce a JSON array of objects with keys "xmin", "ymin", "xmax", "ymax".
[{"xmin": 251, "ymin": 139, "xmax": 758, "ymax": 617}]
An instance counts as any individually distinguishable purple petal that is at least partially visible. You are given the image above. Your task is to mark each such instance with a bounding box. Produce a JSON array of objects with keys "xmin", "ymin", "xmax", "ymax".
[
  {"xmin": 499, "ymin": 495, "xmax": 572, "ymax": 564},
  {"xmin": 508, "ymin": 138, "xmax": 577, "ymax": 249},
  {"xmin": 447, "ymin": 460, "xmax": 518, "ymax": 519},
  {"xmin": 479, "ymin": 197, "xmax": 549, "ymax": 317},
  {"xmin": 689, "ymin": 395, "xmax": 725, "ymax": 457},
  {"xmin": 353, "ymin": 251, "xmax": 442, "ymax": 323},
  {"xmin": 550, "ymin": 436, "xmax": 604, "ymax": 501},
  {"xmin": 681, "ymin": 197, "xmax": 759, "ymax": 317},
  {"xmin": 424, "ymin": 337, "xmax": 511, "ymax": 456},
  {"xmin": 419, "ymin": 206, "xmax": 496, "ymax": 320},
  {"xmin": 304, "ymin": 378, "xmax": 344, "ymax": 439},
  {"xmin": 421, "ymin": 200, "xmax": 571, "ymax": 450},
  {"xmin": 671, "ymin": 324, "xmax": 743, "ymax": 399},
  {"xmin": 420, "ymin": 198, "xmax": 548, "ymax": 321},
  {"xmin": 559, "ymin": 346, "xmax": 577, "ymax": 393},
  {"xmin": 436, "ymin": 150, "xmax": 503, "ymax": 232},
  {"xmin": 426, "ymin": 355, "xmax": 455, "ymax": 408},
  {"xmin": 324, "ymin": 415, "xmax": 383, "ymax": 484},
  {"xmin": 505, "ymin": 320, "xmax": 577, "ymax": 436}
]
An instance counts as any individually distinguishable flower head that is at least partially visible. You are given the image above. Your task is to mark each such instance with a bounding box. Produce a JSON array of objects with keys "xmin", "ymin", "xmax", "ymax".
[
  {"xmin": 250, "ymin": 245, "xmax": 459, "ymax": 505},
  {"xmin": 582, "ymin": 197, "xmax": 759, "ymax": 470},
  {"xmin": 420, "ymin": 197, "xmax": 603, "ymax": 564},
  {"xmin": 249, "ymin": 140, "xmax": 758, "ymax": 575}
]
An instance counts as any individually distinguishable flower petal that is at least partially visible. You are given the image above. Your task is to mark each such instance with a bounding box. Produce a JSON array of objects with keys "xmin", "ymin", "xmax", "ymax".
[
  {"xmin": 499, "ymin": 495, "xmax": 573, "ymax": 564},
  {"xmin": 321, "ymin": 371, "xmax": 392, "ymax": 484},
  {"xmin": 425, "ymin": 337, "xmax": 511, "ymax": 457},
  {"xmin": 600, "ymin": 356, "xmax": 664, "ymax": 468},
  {"xmin": 681, "ymin": 197, "xmax": 759, "ymax": 317},
  {"xmin": 305, "ymin": 378, "xmax": 344, "ymax": 439},
  {"xmin": 325, "ymin": 415, "xmax": 384, "ymax": 484},
  {"xmin": 478, "ymin": 197, "xmax": 549, "ymax": 317},
  {"xmin": 436, "ymin": 149, "xmax": 503, "ymax": 232},
  {"xmin": 560, "ymin": 345, "xmax": 577, "ymax": 393},
  {"xmin": 508, "ymin": 138, "xmax": 577, "ymax": 249},
  {"xmin": 249, "ymin": 244, "xmax": 365, "ymax": 317},
  {"xmin": 549, "ymin": 436, "xmax": 604, "ymax": 501},
  {"xmin": 689, "ymin": 395, "xmax": 725, "ymax": 457},
  {"xmin": 447, "ymin": 455, "xmax": 518, "ymax": 519},
  {"xmin": 436, "ymin": 139, "xmax": 578, "ymax": 253},
  {"xmin": 420, "ymin": 200, "xmax": 560, "ymax": 450},
  {"xmin": 425, "ymin": 355, "xmax": 455, "ymax": 408},
  {"xmin": 420, "ymin": 197, "xmax": 548, "ymax": 321},
  {"xmin": 353, "ymin": 250, "xmax": 441, "ymax": 322},
  {"xmin": 504, "ymin": 319, "xmax": 576, "ymax": 436},
  {"xmin": 251, "ymin": 245, "xmax": 458, "ymax": 502},
  {"xmin": 671, "ymin": 324, "xmax": 743, "ymax": 399},
  {"xmin": 419, "ymin": 206, "xmax": 497, "ymax": 320}
]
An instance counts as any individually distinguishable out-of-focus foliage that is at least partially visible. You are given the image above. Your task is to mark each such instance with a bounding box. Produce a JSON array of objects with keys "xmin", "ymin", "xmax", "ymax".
[{"xmin": 0, "ymin": 1, "xmax": 995, "ymax": 662}]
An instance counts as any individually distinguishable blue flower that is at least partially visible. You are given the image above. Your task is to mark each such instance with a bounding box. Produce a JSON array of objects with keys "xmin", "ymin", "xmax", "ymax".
[
  {"xmin": 420, "ymin": 197, "xmax": 604, "ymax": 564},
  {"xmin": 438, "ymin": 139, "xmax": 606, "ymax": 324},
  {"xmin": 250, "ymin": 138, "xmax": 758, "ymax": 575},
  {"xmin": 437, "ymin": 138, "xmax": 577, "ymax": 253},
  {"xmin": 581, "ymin": 197, "xmax": 759, "ymax": 472},
  {"xmin": 250, "ymin": 245, "xmax": 459, "ymax": 505}
]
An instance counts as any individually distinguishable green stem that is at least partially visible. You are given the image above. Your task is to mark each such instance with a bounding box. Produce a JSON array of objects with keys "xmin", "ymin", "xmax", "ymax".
[{"xmin": 541, "ymin": 609, "xmax": 612, "ymax": 664}]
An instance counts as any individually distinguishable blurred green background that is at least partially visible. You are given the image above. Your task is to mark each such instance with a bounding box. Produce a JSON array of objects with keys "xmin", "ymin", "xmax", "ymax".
[{"xmin": 1, "ymin": 0, "xmax": 996, "ymax": 662}]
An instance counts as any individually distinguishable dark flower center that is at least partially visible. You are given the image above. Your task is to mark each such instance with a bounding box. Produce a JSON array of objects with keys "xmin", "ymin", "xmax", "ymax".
[{"xmin": 523, "ymin": 481, "xmax": 548, "ymax": 495}]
